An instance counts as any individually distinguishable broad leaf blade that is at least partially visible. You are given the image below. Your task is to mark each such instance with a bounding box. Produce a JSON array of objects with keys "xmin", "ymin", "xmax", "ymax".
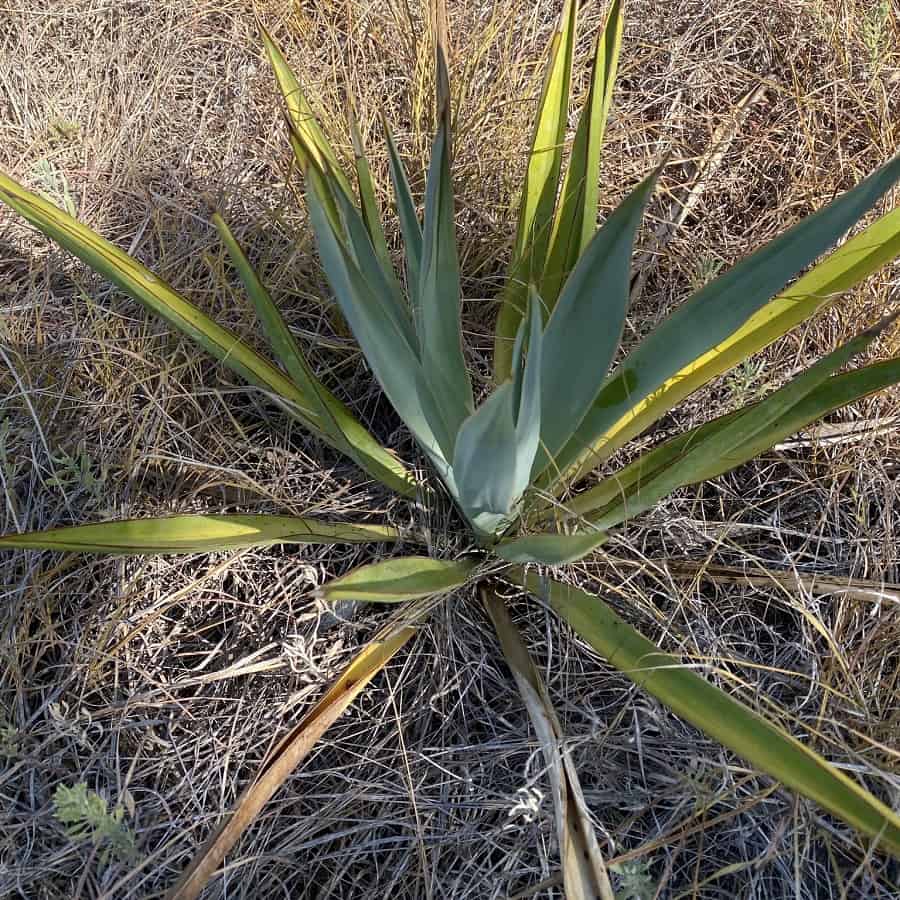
[
  {"xmin": 306, "ymin": 177, "xmax": 451, "ymax": 462},
  {"xmin": 536, "ymin": 168, "xmax": 660, "ymax": 470},
  {"xmin": 0, "ymin": 515, "xmax": 398, "ymax": 555},
  {"xmin": 453, "ymin": 293, "xmax": 544, "ymax": 534},
  {"xmin": 418, "ymin": 106, "xmax": 474, "ymax": 439},
  {"xmin": 565, "ymin": 350, "xmax": 900, "ymax": 526},
  {"xmin": 317, "ymin": 556, "xmax": 476, "ymax": 603},
  {"xmin": 493, "ymin": 0, "xmax": 579, "ymax": 381},
  {"xmin": 495, "ymin": 530, "xmax": 607, "ymax": 565},
  {"xmin": 541, "ymin": 0, "xmax": 624, "ymax": 310},
  {"xmin": 552, "ymin": 155, "xmax": 900, "ymax": 487},
  {"xmin": 513, "ymin": 571, "xmax": 900, "ymax": 858}
]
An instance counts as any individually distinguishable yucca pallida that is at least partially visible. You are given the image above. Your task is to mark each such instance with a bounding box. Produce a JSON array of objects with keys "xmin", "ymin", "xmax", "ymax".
[{"xmin": 3, "ymin": 1, "xmax": 900, "ymax": 896}]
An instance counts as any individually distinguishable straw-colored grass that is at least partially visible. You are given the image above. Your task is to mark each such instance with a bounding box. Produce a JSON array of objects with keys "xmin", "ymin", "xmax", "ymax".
[{"xmin": 1, "ymin": 0, "xmax": 899, "ymax": 896}]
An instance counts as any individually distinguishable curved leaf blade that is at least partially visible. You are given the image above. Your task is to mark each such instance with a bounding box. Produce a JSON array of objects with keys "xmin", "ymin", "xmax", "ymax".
[
  {"xmin": 317, "ymin": 556, "xmax": 476, "ymax": 604},
  {"xmin": 495, "ymin": 530, "xmax": 607, "ymax": 565},
  {"xmin": 513, "ymin": 570, "xmax": 900, "ymax": 859},
  {"xmin": 536, "ymin": 168, "xmax": 660, "ymax": 470},
  {"xmin": 552, "ymin": 155, "xmax": 900, "ymax": 487},
  {"xmin": 565, "ymin": 349, "xmax": 900, "ymax": 526},
  {"xmin": 306, "ymin": 178, "xmax": 451, "ymax": 462},
  {"xmin": 0, "ymin": 515, "xmax": 398, "ymax": 555}
]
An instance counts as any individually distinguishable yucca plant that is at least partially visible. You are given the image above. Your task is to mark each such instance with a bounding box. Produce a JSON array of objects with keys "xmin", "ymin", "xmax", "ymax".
[{"xmin": 3, "ymin": 1, "xmax": 900, "ymax": 896}]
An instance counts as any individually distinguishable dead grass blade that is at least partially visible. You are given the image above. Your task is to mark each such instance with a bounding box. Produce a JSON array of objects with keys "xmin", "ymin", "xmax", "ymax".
[
  {"xmin": 166, "ymin": 614, "xmax": 420, "ymax": 900},
  {"xmin": 666, "ymin": 560, "xmax": 900, "ymax": 606},
  {"xmin": 630, "ymin": 80, "xmax": 769, "ymax": 303},
  {"xmin": 481, "ymin": 585, "xmax": 615, "ymax": 900}
]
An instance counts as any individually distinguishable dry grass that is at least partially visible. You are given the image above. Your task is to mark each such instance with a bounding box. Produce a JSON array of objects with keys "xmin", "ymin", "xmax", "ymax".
[{"xmin": 2, "ymin": 0, "xmax": 900, "ymax": 896}]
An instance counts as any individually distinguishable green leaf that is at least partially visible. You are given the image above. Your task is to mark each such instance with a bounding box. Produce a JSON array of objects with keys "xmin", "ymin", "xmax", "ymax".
[
  {"xmin": 306, "ymin": 178, "xmax": 451, "ymax": 463},
  {"xmin": 494, "ymin": 0, "xmax": 579, "ymax": 381},
  {"xmin": 349, "ymin": 111, "xmax": 394, "ymax": 277},
  {"xmin": 261, "ymin": 26, "xmax": 353, "ymax": 197},
  {"xmin": 383, "ymin": 116, "xmax": 423, "ymax": 310},
  {"xmin": 495, "ymin": 530, "xmax": 607, "ymax": 565},
  {"xmin": 540, "ymin": 0, "xmax": 624, "ymax": 310},
  {"xmin": 212, "ymin": 213, "xmax": 414, "ymax": 495},
  {"xmin": 317, "ymin": 555, "xmax": 476, "ymax": 603},
  {"xmin": 418, "ymin": 107, "xmax": 474, "ymax": 441},
  {"xmin": 453, "ymin": 295, "xmax": 543, "ymax": 534},
  {"xmin": 0, "ymin": 514, "xmax": 398, "ymax": 555},
  {"xmin": 0, "ymin": 172, "xmax": 414, "ymax": 497},
  {"xmin": 559, "ymin": 204, "xmax": 900, "ymax": 489},
  {"xmin": 0, "ymin": 172, "xmax": 314, "ymax": 416},
  {"xmin": 535, "ymin": 168, "xmax": 660, "ymax": 471},
  {"xmin": 329, "ymin": 174, "xmax": 418, "ymax": 352},
  {"xmin": 212, "ymin": 213, "xmax": 322, "ymax": 400},
  {"xmin": 512, "ymin": 570, "xmax": 900, "ymax": 858},
  {"xmin": 564, "ymin": 343, "xmax": 900, "ymax": 526},
  {"xmin": 551, "ymin": 154, "xmax": 900, "ymax": 488}
]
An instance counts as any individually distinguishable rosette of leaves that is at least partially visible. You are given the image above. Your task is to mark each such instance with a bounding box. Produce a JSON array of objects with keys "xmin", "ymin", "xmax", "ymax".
[{"xmin": 3, "ymin": 1, "xmax": 900, "ymax": 896}]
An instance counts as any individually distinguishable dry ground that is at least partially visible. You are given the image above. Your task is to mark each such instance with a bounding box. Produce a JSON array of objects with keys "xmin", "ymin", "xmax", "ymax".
[{"xmin": 2, "ymin": 0, "xmax": 900, "ymax": 897}]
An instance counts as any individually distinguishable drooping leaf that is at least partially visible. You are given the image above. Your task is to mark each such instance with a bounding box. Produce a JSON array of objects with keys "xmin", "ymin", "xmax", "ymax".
[
  {"xmin": 212, "ymin": 213, "xmax": 323, "ymax": 400},
  {"xmin": 482, "ymin": 586, "xmax": 615, "ymax": 900},
  {"xmin": 317, "ymin": 555, "xmax": 476, "ymax": 603},
  {"xmin": 495, "ymin": 530, "xmax": 607, "ymax": 565},
  {"xmin": 0, "ymin": 515, "xmax": 398, "ymax": 555},
  {"xmin": 261, "ymin": 26, "xmax": 353, "ymax": 197},
  {"xmin": 535, "ymin": 168, "xmax": 660, "ymax": 472},
  {"xmin": 212, "ymin": 212, "xmax": 414, "ymax": 494},
  {"xmin": 562, "ymin": 344, "xmax": 900, "ymax": 527},
  {"xmin": 540, "ymin": 0, "xmax": 624, "ymax": 310},
  {"xmin": 511, "ymin": 570, "xmax": 900, "ymax": 858},
  {"xmin": 493, "ymin": 0, "xmax": 579, "ymax": 381},
  {"xmin": 0, "ymin": 172, "xmax": 415, "ymax": 497},
  {"xmin": 167, "ymin": 615, "xmax": 419, "ymax": 900},
  {"xmin": 550, "ymin": 154, "xmax": 900, "ymax": 488}
]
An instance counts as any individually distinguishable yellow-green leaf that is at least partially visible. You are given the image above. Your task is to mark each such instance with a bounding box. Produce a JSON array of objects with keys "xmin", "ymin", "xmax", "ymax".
[
  {"xmin": 555, "ymin": 186, "xmax": 900, "ymax": 488},
  {"xmin": 495, "ymin": 530, "xmax": 607, "ymax": 565},
  {"xmin": 512, "ymin": 570, "xmax": 900, "ymax": 858},
  {"xmin": 261, "ymin": 26, "xmax": 353, "ymax": 197},
  {"xmin": 317, "ymin": 556, "xmax": 476, "ymax": 603},
  {"xmin": 493, "ymin": 0, "xmax": 579, "ymax": 381},
  {"xmin": 0, "ymin": 515, "xmax": 398, "ymax": 555},
  {"xmin": 540, "ymin": 0, "xmax": 624, "ymax": 311}
]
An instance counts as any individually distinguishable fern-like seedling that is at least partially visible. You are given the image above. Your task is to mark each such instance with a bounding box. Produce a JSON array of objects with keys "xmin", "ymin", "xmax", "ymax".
[{"xmin": 53, "ymin": 782, "xmax": 137, "ymax": 864}]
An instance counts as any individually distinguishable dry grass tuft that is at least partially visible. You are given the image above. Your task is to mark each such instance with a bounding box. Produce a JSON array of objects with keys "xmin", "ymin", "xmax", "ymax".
[{"xmin": 2, "ymin": 0, "xmax": 900, "ymax": 896}]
